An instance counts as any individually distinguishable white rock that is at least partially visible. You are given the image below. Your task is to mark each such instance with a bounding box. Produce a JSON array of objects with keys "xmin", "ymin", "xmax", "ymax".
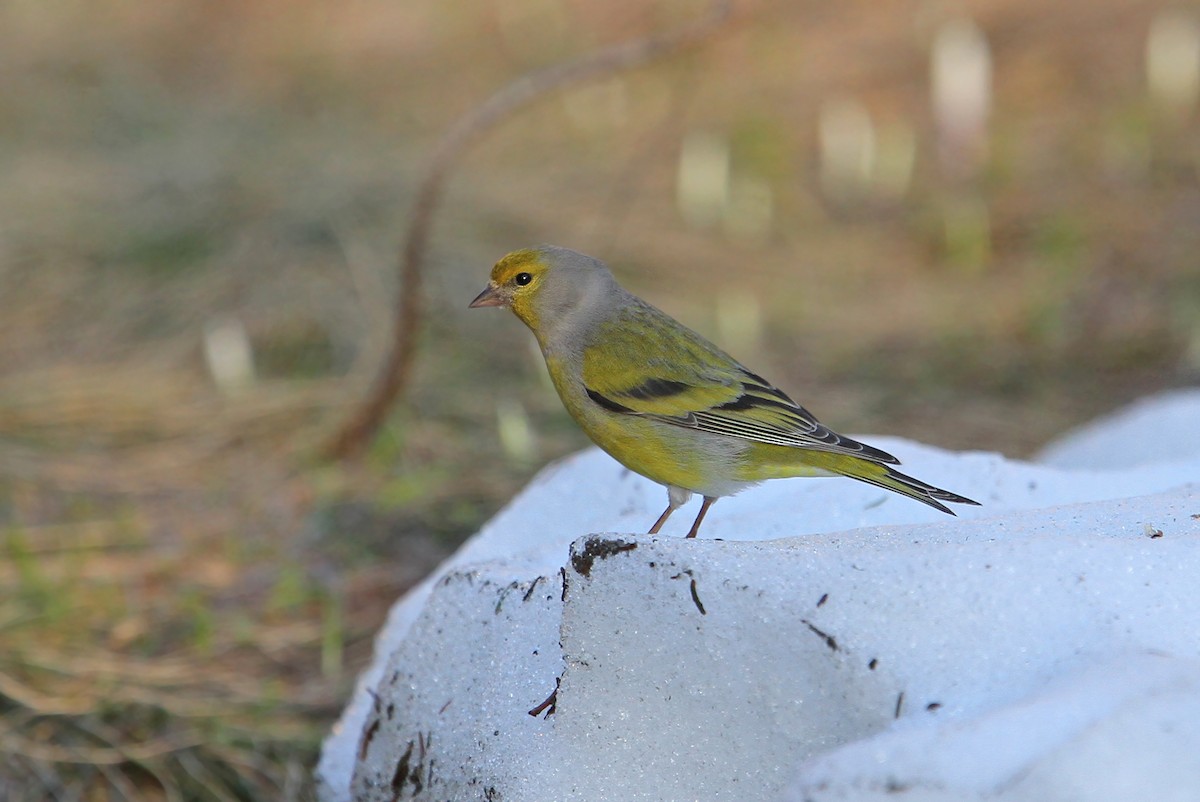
[
  {"xmin": 1036, "ymin": 388, "xmax": 1200, "ymax": 469},
  {"xmin": 317, "ymin": 392, "xmax": 1200, "ymax": 802},
  {"xmin": 350, "ymin": 565, "xmax": 564, "ymax": 800},
  {"xmin": 788, "ymin": 652, "xmax": 1200, "ymax": 802}
]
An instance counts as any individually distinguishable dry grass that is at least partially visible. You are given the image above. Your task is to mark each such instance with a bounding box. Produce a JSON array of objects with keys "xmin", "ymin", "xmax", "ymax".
[{"xmin": 0, "ymin": 0, "xmax": 1197, "ymax": 798}]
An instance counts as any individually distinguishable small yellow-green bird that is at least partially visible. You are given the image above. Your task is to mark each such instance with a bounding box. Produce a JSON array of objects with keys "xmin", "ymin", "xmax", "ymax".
[{"xmin": 470, "ymin": 245, "xmax": 979, "ymax": 538}]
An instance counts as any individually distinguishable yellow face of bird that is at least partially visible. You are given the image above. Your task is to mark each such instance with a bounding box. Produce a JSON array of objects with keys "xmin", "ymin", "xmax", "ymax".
[{"xmin": 468, "ymin": 248, "xmax": 549, "ymax": 329}]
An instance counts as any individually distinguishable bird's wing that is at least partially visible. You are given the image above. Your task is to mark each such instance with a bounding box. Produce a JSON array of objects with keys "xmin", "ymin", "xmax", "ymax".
[{"xmin": 580, "ymin": 304, "xmax": 899, "ymax": 464}]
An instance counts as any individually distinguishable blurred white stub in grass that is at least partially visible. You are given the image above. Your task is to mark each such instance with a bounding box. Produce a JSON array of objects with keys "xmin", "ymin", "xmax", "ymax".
[
  {"xmin": 1147, "ymin": 9, "xmax": 1200, "ymax": 122},
  {"xmin": 931, "ymin": 17, "xmax": 992, "ymax": 179},
  {"xmin": 203, "ymin": 315, "xmax": 255, "ymax": 394},
  {"xmin": 496, "ymin": 397, "xmax": 537, "ymax": 464},
  {"xmin": 818, "ymin": 96, "xmax": 876, "ymax": 201},
  {"xmin": 677, "ymin": 131, "xmax": 730, "ymax": 229}
]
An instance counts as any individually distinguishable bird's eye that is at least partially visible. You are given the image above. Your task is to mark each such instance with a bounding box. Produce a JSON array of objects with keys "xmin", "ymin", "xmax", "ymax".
[{"xmin": 514, "ymin": 272, "xmax": 533, "ymax": 286}]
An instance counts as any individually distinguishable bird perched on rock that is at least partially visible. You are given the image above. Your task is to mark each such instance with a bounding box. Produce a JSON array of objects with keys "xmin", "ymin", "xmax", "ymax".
[{"xmin": 469, "ymin": 245, "xmax": 979, "ymax": 538}]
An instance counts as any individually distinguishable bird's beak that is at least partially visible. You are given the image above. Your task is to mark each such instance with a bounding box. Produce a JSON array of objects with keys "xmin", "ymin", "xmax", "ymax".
[{"xmin": 468, "ymin": 284, "xmax": 505, "ymax": 309}]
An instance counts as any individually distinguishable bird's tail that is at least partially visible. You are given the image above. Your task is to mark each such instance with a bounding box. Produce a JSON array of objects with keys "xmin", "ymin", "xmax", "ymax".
[
  {"xmin": 836, "ymin": 459, "xmax": 980, "ymax": 515},
  {"xmin": 743, "ymin": 445, "xmax": 981, "ymax": 514}
]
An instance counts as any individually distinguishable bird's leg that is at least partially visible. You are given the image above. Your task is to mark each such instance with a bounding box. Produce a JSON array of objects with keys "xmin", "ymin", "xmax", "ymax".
[
  {"xmin": 685, "ymin": 496, "xmax": 717, "ymax": 539},
  {"xmin": 648, "ymin": 505, "xmax": 675, "ymax": 534},
  {"xmin": 649, "ymin": 486, "xmax": 693, "ymax": 535}
]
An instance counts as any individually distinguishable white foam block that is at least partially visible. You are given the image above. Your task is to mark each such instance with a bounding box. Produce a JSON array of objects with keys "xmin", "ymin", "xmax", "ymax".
[
  {"xmin": 350, "ymin": 565, "xmax": 564, "ymax": 799},
  {"xmin": 556, "ymin": 491, "xmax": 1200, "ymax": 801},
  {"xmin": 1036, "ymin": 388, "xmax": 1200, "ymax": 469},
  {"xmin": 317, "ymin": 392, "xmax": 1200, "ymax": 801}
]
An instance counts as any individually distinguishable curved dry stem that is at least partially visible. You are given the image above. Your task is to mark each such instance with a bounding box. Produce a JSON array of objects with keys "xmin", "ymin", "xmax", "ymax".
[{"xmin": 322, "ymin": 0, "xmax": 736, "ymax": 460}]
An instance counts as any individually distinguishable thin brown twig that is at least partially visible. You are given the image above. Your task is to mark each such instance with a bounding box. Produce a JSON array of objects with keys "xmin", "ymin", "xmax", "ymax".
[
  {"xmin": 97, "ymin": 762, "xmax": 142, "ymax": 802},
  {"xmin": 208, "ymin": 743, "xmax": 289, "ymax": 795},
  {"xmin": 0, "ymin": 725, "xmax": 204, "ymax": 766},
  {"xmin": 0, "ymin": 670, "xmax": 93, "ymax": 717},
  {"xmin": 175, "ymin": 750, "xmax": 241, "ymax": 802},
  {"xmin": 322, "ymin": 0, "xmax": 736, "ymax": 460}
]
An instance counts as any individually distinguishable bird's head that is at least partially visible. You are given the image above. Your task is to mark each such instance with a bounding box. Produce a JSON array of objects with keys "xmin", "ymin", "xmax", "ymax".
[{"xmin": 469, "ymin": 246, "xmax": 615, "ymax": 336}]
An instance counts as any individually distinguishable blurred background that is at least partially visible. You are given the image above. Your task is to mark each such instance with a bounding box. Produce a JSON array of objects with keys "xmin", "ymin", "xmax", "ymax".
[{"xmin": 1, "ymin": 0, "xmax": 1197, "ymax": 798}]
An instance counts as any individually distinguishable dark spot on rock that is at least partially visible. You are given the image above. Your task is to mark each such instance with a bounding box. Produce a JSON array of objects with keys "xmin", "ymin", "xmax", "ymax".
[
  {"xmin": 528, "ymin": 677, "xmax": 561, "ymax": 718},
  {"xmin": 801, "ymin": 619, "xmax": 838, "ymax": 652},
  {"xmin": 571, "ymin": 537, "xmax": 638, "ymax": 577},
  {"xmin": 668, "ymin": 569, "xmax": 706, "ymax": 613},
  {"xmin": 689, "ymin": 577, "xmax": 706, "ymax": 615},
  {"xmin": 359, "ymin": 716, "xmax": 380, "ymax": 760},
  {"xmin": 390, "ymin": 741, "xmax": 414, "ymax": 800}
]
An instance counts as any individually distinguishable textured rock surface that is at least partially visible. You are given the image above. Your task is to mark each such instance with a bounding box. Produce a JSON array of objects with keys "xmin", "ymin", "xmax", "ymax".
[{"xmin": 318, "ymin": 393, "xmax": 1200, "ymax": 802}]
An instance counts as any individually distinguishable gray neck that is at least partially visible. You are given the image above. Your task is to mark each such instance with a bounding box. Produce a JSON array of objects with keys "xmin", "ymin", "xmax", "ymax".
[{"xmin": 536, "ymin": 268, "xmax": 620, "ymax": 360}]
